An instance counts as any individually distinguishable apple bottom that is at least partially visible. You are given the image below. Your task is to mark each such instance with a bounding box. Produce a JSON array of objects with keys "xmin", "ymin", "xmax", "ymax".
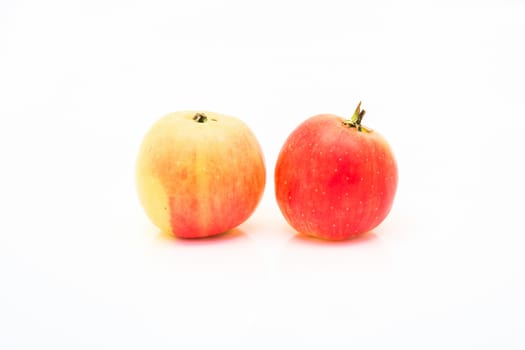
[
  {"xmin": 284, "ymin": 215, "xmax": 379, "ymax": 241},
  {"xmin": 279, "ymin": 183, "xmax": 396, "ymax": 241},
  {"xmin": 168, "ymin": 198, "xmax": 223, "ymax": 239},
  {"xmin": 166, "ymin": 188, "xmax": 257, "ymax": 239}
]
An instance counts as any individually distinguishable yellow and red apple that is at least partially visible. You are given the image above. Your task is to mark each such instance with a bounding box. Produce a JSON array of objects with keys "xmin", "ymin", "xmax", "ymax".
[{"xmin": 136, "ymin": 111, "xmax": 266, "ymax": 238}]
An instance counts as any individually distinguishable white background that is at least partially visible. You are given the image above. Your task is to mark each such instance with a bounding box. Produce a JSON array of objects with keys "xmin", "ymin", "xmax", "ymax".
[{"xmin": 1, "ymin": 0, "xmax": 524, "ymax": 348}]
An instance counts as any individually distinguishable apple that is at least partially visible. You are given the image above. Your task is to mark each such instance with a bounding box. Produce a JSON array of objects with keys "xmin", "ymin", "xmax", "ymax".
[
  {"xmin": 136, "ymin": 111, "xmax": 266, "ymax": 238},
  {"xmin": 274, "ymin": 102, "xmax": 398, "ymax": 240}
]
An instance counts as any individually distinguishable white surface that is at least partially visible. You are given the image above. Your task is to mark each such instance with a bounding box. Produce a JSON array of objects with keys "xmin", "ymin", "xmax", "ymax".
[{"xmin": 1, "ymin": 0, "xmax": 524, "ymax": 348}]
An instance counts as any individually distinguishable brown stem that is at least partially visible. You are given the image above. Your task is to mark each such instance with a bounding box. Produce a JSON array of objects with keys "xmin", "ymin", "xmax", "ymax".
[{"xmin": 193, "ymin": 113, "xmax": 208, "ymax": 123}]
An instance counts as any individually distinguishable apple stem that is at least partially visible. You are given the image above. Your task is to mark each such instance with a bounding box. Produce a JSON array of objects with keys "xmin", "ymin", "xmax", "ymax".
[
  {"xmin": 343, "ymin": 101, "xmax": 369, "ymax": 132},
  {"xmin": 193, "ymin": 113, "xmax": 208, "ymax": 123}
]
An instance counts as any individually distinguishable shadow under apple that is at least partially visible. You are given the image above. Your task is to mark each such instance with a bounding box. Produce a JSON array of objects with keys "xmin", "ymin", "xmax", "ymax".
[
  {"xmin": 278, "ymin": 229, "xmax": 391, "ymax": 276},
  {"xmin": 155, "ymin": 227, "xmax": 247, "ymax": 246},
  {"xmin": 291, "ymin": 230, "xmax": 380, "ymax": 247}
]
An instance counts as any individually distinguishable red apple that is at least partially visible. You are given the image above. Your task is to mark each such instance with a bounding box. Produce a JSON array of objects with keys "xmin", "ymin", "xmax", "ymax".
[
  {"xmin": 136, "ymin": 111, "xmax": 266, "ymax": 238},
  {"xmin": 274, "ymin": 103, "xmax": 398, "ymax": 240}
]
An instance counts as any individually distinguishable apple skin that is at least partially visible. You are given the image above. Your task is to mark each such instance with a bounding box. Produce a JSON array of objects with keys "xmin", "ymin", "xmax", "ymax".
[
  {"xmin": 275, "ymin": 110, "xmax": 397, "ymax": 240},
  {"xmin": 136, "ymin": 111, "xmax": 266, "ymax": 238}
]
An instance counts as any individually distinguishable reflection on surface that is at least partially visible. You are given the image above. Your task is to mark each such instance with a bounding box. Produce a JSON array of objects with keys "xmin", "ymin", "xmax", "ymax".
[
  {"xmin": 279, "ymin": 230, "xmax": 391, "ymax": 275},
  {"xmin": 291, "ymin": 231, "xmax": 380, "ymax": 246},
  {"xmin": 155, "ymin": 227, "xmax": 246, "ymax": 246},
  {"xmin": 149, "ymin": 228, "xmax": 261, "ymax": 272}
]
